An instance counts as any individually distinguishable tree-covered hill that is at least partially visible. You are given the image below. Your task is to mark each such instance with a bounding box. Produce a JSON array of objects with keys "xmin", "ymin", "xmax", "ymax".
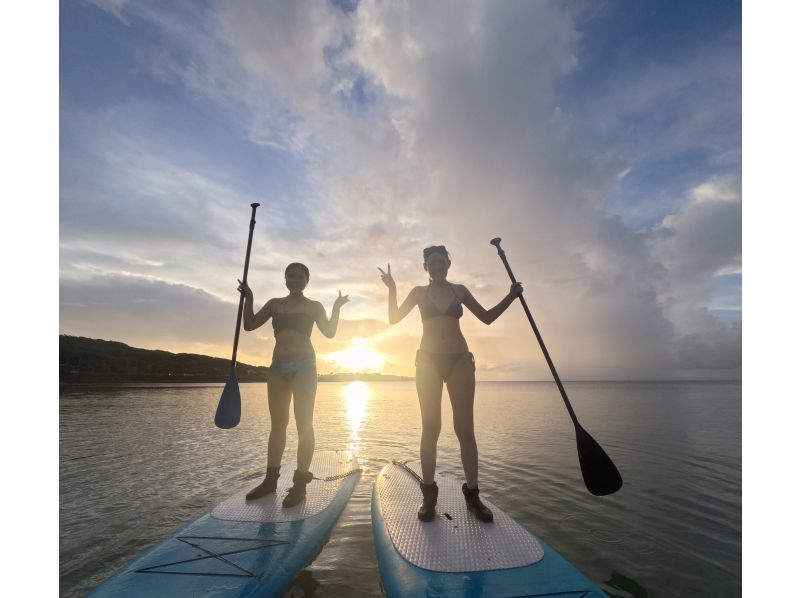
[{"xmin": 59, "ymin": 335, "xmax": 269, "ymax": 383}]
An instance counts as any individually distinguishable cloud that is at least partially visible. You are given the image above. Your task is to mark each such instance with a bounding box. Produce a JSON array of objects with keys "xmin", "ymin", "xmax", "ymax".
[
  {"xmin": 649, "ymin": 175, "xmax": 741, "ymax": 370},
  {"xmin": 88, "ymin": 0, "xmax": 128, "ymax": 19},
  {"xmin": 654, "ymin": 175, "xmax": 742, "ymax": 293},
  {"xmin": 62, "ymin": 1, "xmax": 741, "ymax": 379},
  {"xmin": 59, "ymin": 273, "xmax": 256, "ymax": 359},
  {"xmin": 59, "ymin": 271, "xmax": 397, "ymax": 369}
]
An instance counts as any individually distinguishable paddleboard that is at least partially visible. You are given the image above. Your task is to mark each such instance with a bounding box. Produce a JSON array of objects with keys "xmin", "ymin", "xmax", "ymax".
[
  {"xmin": 88, "ymin": 450, "xmax": 360, "ymax": 597},
  {"xmin": 372, "ymin": 460, "xmax": 606, "ymax": 597}
]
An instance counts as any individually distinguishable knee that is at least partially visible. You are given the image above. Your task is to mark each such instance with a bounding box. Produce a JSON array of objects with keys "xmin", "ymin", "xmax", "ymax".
[
  {"xmin": 454, "ymin": 424, "xmax": 476, "ymax": 445},
  {"xmin": 270, "ymin": 415, "xmax": 290, "ymax": 431},
  {"xmin": 297, "ymin": 421, "xmax": 315, "ymax": 438},
  {"xmin": 421, "ymin": 421, "xmax": 441, "ymax": 440}
]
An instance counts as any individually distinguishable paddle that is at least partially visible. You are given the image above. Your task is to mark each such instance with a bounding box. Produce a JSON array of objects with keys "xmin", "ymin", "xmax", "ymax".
[
  {"xmin": 490, "ymin": 237, "xmax": 622, "ymax": 496},
  {"xmin": 214, "ymin": 203, "xmax": 260, "ymax": 429}
]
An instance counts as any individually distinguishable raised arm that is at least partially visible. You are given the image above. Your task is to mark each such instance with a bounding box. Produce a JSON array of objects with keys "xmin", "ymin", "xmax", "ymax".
[
  {"xmin": 379, "ymin": 264, "xmax": 419, "ymax": 325},
  {"xmin": 315, "ymin": 292, "xmax": 349, "ymax": 338},
  {"xmin": 238, "ymin": 280, "xmax": 273, "ymax": 331},
  {"xmin": 460, "ymin": 282, "xmax": 523, "ymax": 325}
]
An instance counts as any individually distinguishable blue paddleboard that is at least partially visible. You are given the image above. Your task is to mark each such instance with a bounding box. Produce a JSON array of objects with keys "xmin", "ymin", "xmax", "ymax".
[
  {"xmin": 88, "ymin": 450, "xmax": 360, "ymax": 597},
  {"xmin": 372, "ymin": 461, "xmax": 606, "ymax": 597}
]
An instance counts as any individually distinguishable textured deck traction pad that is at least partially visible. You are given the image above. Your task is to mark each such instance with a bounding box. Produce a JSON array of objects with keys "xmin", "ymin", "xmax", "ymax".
[
  {"xmin": 376, "ymin": 461, "xmax": 544, "ymax": 572},
  {"xmin": 212, "ymin": 450, "xmax": 358, "ymax": 523}
]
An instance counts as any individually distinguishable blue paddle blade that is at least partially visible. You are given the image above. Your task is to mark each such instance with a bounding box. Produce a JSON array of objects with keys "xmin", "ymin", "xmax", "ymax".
[{"xmin": 214, "ymin": 365, "xmax": 241, "ymax": 429}]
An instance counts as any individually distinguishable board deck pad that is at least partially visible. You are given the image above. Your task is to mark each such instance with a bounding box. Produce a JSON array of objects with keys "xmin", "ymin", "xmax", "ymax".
[
  {"xmin": 376, "ymin": 461, "xmax": 545, "ymax": 572},
  {"xmin": 212, "ymin": 451, "xmax": 359, "ymax": 522}
]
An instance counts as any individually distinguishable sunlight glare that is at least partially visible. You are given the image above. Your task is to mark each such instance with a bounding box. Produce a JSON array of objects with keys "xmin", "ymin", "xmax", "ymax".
[
  {"xmin": 329, "ymin": 338, "xmax": 385, "ymax": 373},
  {"xmin": 344, "ymin": 381, "xmax": 369, "ymax": 434}
]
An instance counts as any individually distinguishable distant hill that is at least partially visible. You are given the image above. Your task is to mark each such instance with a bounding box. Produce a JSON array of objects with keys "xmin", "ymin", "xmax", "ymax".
[
  {"xmin": 59, "ymin": 335, "xmax": 269, "ymax": 383},
  {"xmin": 59, "ymin": 336, "xmax": 413, "ymax": 383}
]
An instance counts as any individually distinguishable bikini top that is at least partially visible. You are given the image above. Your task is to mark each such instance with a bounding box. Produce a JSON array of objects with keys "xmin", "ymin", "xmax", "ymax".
[
  {"xmin": 272, "ymin": 312, "xmax": 315, "ymax": 337},
  {"xmin": 419, "ymin": 283, "xmax": 463, "ymax": 320}
]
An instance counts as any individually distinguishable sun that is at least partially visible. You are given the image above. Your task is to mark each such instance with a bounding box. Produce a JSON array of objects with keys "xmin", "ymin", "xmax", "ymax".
[{"xmin": 327, "ymin": 338, "xmax": 385, "ymax": 373}]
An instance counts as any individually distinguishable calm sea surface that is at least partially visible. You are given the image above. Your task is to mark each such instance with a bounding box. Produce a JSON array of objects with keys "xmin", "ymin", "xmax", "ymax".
[{"xmin": 60, "ymin": 381, "xmax": 741, "ymax": 597}]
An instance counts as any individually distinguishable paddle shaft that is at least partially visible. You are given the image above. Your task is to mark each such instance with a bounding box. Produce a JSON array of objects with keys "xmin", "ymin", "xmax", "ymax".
[
  {"xmin": 230, "ymin": 203, "xmax": 260, "ymax": 364},
  {"xmin": 491, "ymin": 240, "xmax": 579, "ymax": 426}
]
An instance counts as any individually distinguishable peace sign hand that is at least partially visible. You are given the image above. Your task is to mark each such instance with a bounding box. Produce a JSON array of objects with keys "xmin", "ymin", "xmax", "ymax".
[
  {"xmin": 377, "ymin": 264, "xmax": 396, "ymax": 290},
  {"xmin": 333, "ymin": 290, "xmax": 350, "ymax": 310}
]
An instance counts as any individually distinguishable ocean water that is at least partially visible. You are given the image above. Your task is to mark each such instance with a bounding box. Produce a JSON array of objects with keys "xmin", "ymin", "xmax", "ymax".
[{"xmin": 60, "ymin": 381, "xmax": 741, "ymax": 597}]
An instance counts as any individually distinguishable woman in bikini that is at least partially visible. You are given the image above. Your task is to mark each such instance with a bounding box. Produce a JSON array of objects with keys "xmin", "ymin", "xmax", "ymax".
[
  {"xmin": 238, "ymin": 262, "xmax": 348, "ymax": 507},
  {"xmin": 379, "ymin": 245, "xmax": 522, "ymax": 522}
]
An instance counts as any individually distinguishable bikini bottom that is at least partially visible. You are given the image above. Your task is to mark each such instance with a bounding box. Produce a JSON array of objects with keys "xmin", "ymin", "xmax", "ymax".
[
  {"xmin": 270, "ymin": 355, "xmax": 317, "ymax": 379},
  {"xmin": 415, "ymin": 350, "xmax": 475, "ymax": 382}
]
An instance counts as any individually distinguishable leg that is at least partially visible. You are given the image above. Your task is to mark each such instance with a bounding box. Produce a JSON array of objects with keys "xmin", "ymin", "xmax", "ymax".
[
  {"xmin": 446, "ymin": 354, "xmax": 478, "ymax": 488},
  {"xmin": 291, "ymin": 360, "xmax": 318, "ymax": 473},
  {"xmin": 266, "ymin": 370, "xmax": 293, "ymax": 468},
  {"xmin": 247, "ymin": 372, "xmax": 291, "ymax": 500},
  {"xmin": 447, "ymin": 354, "xmax": 493, "ymax": 523},
  {"xmin": 416, "ymin": 354, "xmax": 444, "ymax": 484},
  {"xmin": 282, "ymin": 360, "xmax": 317, "ymax": 508}
]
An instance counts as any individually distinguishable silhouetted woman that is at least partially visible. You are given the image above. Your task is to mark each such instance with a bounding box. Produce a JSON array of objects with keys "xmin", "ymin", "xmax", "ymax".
[
  {"xmin": 239, "ymin": 262, "xmax": 348, "ymax": 507},
  {"xmin": 379, "ymin": 246, "xmax": 522, "ymax": 522}
]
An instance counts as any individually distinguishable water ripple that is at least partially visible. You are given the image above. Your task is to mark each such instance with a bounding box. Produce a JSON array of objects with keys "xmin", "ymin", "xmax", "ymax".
[{"xmin": 61, "ymin": 381, "xmax": 741, "ymax": 598}]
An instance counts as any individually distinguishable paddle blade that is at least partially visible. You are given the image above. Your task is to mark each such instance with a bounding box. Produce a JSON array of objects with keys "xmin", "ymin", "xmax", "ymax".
[
  {"xmin": 214, "ymin": 365, "xmax": 241, "ymax": 429},
  {"xmin": 575, "ymin": 425, "xmax": 623, "ymax": 496}
]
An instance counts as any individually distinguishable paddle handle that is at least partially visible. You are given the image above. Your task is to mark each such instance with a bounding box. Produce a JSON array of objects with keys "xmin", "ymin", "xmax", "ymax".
[
  {"xmin": 490, "ymin": 238, "xmax": 579, "ymax": 426},
  {"xmin": 230, "ymin": 203, "xmax": 260, "ymax": 365}
]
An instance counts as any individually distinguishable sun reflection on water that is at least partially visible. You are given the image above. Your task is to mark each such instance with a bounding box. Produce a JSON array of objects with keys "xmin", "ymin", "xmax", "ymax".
[{"xmin": 344, "ymin": 381, "xmax": 369, "ymax": 455}]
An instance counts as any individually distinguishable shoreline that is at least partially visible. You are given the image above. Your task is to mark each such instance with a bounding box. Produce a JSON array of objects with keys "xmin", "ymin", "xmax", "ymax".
[{"xmin": 59, "ymin": 378, "xmax": 740, "ymax": 386}]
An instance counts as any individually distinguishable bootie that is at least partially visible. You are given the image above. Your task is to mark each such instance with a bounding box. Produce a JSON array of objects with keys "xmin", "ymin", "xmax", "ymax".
[
  {"xmin": 246, "ymin": 466, "xmax": 281, "ymax": 501},
  {"xmin": 282, "ymin": 470, "xmax": 314, "ymax": 508},
  {"xmin": 462, "ymin": 483, "xmax": 494, "ymax": 523},
  {"xmin": 417, "ymin": 481, "xmax": 438, "ymax": 522}
]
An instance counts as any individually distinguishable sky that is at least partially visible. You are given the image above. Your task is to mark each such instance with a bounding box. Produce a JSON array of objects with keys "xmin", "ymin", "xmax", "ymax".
[{"xmin": 58, "ymin": 0, "xmax": 742, "ymax": 380}]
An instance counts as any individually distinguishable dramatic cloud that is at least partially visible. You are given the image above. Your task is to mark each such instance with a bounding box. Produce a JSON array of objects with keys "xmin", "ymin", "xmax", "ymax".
[
  {"xmin": 650, "ymin": 175, "xmax": 742, "ymax": 372},
  {"xmin": 62, "ymin": 1, "xmax": 741, "ymax": 379}
]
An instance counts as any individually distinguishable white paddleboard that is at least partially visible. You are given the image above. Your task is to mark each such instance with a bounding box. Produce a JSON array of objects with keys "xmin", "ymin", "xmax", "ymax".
[
  {"xmin": 372, "ymin": 460, "xmax": 606, "ymax": 597},
  {"xmin": 88, "ymin": 450, "xmax": 360, "ymax": 597}
]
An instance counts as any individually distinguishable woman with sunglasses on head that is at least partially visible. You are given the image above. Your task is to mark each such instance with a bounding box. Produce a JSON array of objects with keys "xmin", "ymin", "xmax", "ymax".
[
  {"xmin": 238, "ymin": 262, "xmax": 348, "ymax": 508},
  {"xmin": 379, "ymin": 246, "xmax": 522, "ymax": 523}
]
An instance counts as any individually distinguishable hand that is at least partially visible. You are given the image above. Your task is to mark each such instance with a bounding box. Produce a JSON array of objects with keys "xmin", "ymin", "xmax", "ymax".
[
  {"xmin": 509, "ymin": 282, "xmax": 523, "ymax": 297},
  {"xmin": 377, "ymin": 264, "xmax": 396, "ymax": 290},
  {"xmin": 333, "ymin": 290, "xmax": 350, "ymax": 310},
  {"xmin": 237, "ymin": 279, "xmax": 252, "ymax": 297}
]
